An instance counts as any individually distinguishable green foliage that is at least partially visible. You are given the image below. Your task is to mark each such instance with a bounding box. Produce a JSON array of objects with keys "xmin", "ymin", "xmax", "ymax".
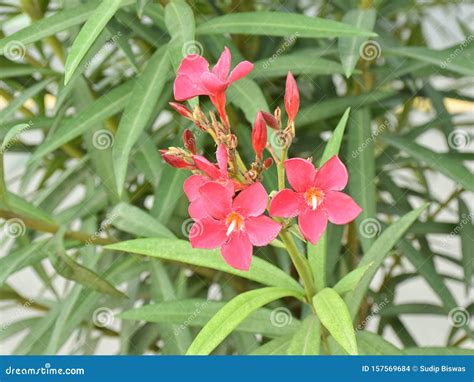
[{"xmin": 0, "ymin": 0, "xmax": 472, "ymax": 356}]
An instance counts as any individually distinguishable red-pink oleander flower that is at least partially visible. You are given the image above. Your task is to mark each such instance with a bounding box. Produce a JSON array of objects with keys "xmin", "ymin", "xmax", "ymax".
[
  {"xmin": 173, "ymin": 46, "xmax": 253, "ymax": 126},
  {"xmin": 190, "ymin": 182, "xmax": 281, "ymax": 271},
  {"xmin": 184, "ymin": 144, "xmax": 241, "ymax": 220},
  {"xmin": 252, "ymin": 112, "xmax": 267, "ymax": 160},
  {"xmin": 270, "ymin": 155, "xmax": 361, "ymax": 244},
  {"xmin": 285, "ymin": 72, "xmax": 299, "ymax": 124}
]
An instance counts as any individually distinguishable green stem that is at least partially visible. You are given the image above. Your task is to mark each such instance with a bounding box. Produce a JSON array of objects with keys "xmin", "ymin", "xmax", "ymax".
[
  {"xmin": 277, "ymin": 148, "xmax": 287, "ymax": 190},
  {"xmin": 280, "ymin": 229, "xmax": 316, "ymax": 302}
]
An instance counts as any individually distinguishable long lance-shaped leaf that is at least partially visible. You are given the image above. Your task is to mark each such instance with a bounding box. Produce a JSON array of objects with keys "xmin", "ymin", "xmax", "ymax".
[
  {"xmin": 382, "ymin": 134, "xmax": 474, "ymax": 192},
  {"xmin": 113, "ymin": 45, "xmax": 170, "ymax": 196},
  {"xmin": 105, "ymin": 238, "xmax": 304, "ymax": 293},
  {"xmin": 186, "ymin": 287, "xmax": 304, "ymax": 355},
  {"xmin": 64, "ymin": 0, "xmax": 123, "ymax": 85},
  {"xmin": 196, "ymin": 12, "xmax": 377, "ymax": 38},
  {"xmin": 346, "ymin": 204, "xmax": 428, "ymax": 319},
  {"xmin": 0, "ymin": 0, "xmax": 134, "ymax": 54}
]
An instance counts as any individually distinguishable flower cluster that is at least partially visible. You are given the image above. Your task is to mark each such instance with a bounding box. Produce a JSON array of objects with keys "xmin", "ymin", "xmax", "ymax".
[{"xmin": 161, "ymin": 47, "xmax": 361, "ymax": 271}]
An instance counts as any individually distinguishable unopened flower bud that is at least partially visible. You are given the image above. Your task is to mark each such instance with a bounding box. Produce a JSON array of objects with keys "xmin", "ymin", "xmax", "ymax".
[
  {"xmin": 169, "ymin": 102, "xmax": 193, "ymax": 119},
  {"xmin": 252, "ymin": 112, "xmax": 267, "ymax": 160},
  {"xmin": 261, "ymin": 111, "xmax": 279, "ymax": 130},
  {"xmin": 284, "ymin": 72, "xmax": 299, "ymax": 124},
  {"xmin": 263, "ymin": 157, "xmax": 273, "ymax": 169},
  {"xmin": 160, "ymin": 149, "xmax": 194, "ymax": 169}
]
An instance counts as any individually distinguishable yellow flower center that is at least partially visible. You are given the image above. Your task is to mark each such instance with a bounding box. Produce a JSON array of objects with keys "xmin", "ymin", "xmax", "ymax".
[
  {"xmin": 304, "ymin": 187, "xmax": 325, "ymax": 210},
  {"xmin": 225, "ymin": 211, "xmax": 245, "ymax": 236}
]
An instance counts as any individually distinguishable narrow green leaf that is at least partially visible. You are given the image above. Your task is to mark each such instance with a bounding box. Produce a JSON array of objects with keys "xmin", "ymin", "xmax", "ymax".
[
  {"xmin": 333, "ymin": 262, "xmax": 373, "ymax": 295},
  {"xmin": 385, "ymin": 45, "xmax": 474, "ymax": 77},
  {"xmin": 286, "ymin": 315, "xmax": 320, "ymax": 355},
  {"xmin": 313, "ymin": 288, "xmax": 358, "ymax": 355},
  {"xmin": 120, "ymin": 298, "xmax": 300, "ymax": 338},
  {"xmin": 356, "ymin": 331, "xmax": 403, "ymax": 355},
  {"xmin": 338, "ymin": 9, "xmax": 376, "ymax": 77},
  {"xmin": 105, "ymin": 238, "xmax": 304, "ymax": 293},
  {"xmin": 459, "ymin": 199, "xmax": 474, "ymax": 290},
  {"xmin": 320, "ymin": 107, "xmax": 351, "ymax": 165},
  {"xmin": 346, "ymin": 204, "xmax": 428, "ymax": 319},
  {"xmin": 113, "ymin": 45, "xmax": 170, "ymax": 196},
  {"xmin": 347, "ymin": 108, "xmax": 376, "ymax": 253},
  {"xmin": 196, "ymin": 12, "xmax": 377, "ymax": 38},
  {"xmin": 30, "ymin": 81, "xmax": 133, "ymax": 162},
  {"xmin": 110, "ymin": 203, "xmax": 174, "ymax": 238},
  {"xmin": 382, "ymin": 134, "xmax": 474, "ymax": 192},
  {"xmin": 0, "ymin": 0, "xmax": 134, "ymax": 53},
  {"xmin": 64, "ymin": 0, "xmax": 122, "ymax": 84},
  {"xmin": 165, "ymin": 0, "xmax": 195, "ymax": 71},
  {"xmin": 0, "ymin": 123, "xmax": 30, "ymax": 152},
  {"xmin": 186, "ymin": 287, "xmax": 303, "ymax": 355}
]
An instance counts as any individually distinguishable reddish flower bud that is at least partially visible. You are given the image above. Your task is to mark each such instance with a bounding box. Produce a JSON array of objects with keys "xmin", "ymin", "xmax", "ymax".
[
  {"xmin": 261, "ymin": 111, "xmax": 279, "ymax": 130},
  {"xmin": 183, "ymin": 129, "xmax": 196, "ymax": 154},
  {"xmin": 160, "ymin": 149, "xmax": 194, "ymax": 169},
  {"xmin": 169, "ymin": 102, "xmax": 193, "ymax": 119},
  {"xmin": 284, "ymin": 72, "xmax": 299, "ymax": 124},
  {"xmin": 252, "ymin": 112, "xmax": 267, "ymax": 160},
  {"xmin": 263, "ymin": 157, "xmax": 273, "ymax": 169}
]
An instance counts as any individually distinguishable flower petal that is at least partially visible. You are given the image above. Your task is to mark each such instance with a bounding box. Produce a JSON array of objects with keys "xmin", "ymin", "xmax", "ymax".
[
  {"xmin": 324, "ymin": 191, "xmax": 362, "ymax": 224},
  {"xmin": 233, "ymin": 182, "xmax": 268, "ymax": 217},
  {"xmin": 216, "ymin": 144, "xmax": 228, "ymax": 177},
  {"xmin": 314, "ymin": 155, "xmax": 348, "ymax": 191},
  {"xmin": 173, "ymin": 74, "xmax": 208, "ymax": 101},
  {"xmin": 189, "ymin": 217, "xmax": 227, "ymax": 249},
  {"xmin": 212, "ymin": 47, "xmax": 231, "ymax": 81},
  {"xmin": 245, "ymin": 216, "xmax": 281, "ymax": 246},
  {"xmin": 188, "ymin": 199, "xmax": 209, "ymax": 220},
  {"xmin": 228, "ymin": 61, "xmax": 254, "ymax": 83},
  {"xmin": 199, "ymin": 182, "xmax": 232, "ymax": 219},
  {"xmin": 269, "ymin": 189, "xmax": 302, "ymax": 218},
  {"xmin": 221, "ymin": 231, "xmax": 253, "ymax": 271},
  {"xmin": 193, "ymin": 155, "xmax": 221, "ymax": 179},
  {"xmin": 200, "ymin": 72, "xmax": 228, "ymax": 95},
  {"xmin": 177, "ymin": 55, "xmax": 209, "ymax": 77},
  {"xmin": 284, "ymin": 158, "xmax": 317, "ymax": 192},
  {"xmin": 184, "ymin": 174, "xmax": 208, "ymax": 202},
  {"xmin": 298, "ymin": 208, "xmax": 328, "ymax": 245}
]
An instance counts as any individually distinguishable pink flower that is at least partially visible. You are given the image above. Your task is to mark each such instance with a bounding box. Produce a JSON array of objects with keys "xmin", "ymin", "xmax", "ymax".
[
  {"xmin": 252, "ymin": 112, "xmax": 267, "ymax": 160},
  {"xmin": 173, "ymin": 47, "xmax": 253, "ymax": 125},
  {"xmin": 189, "ymin": 182, "xmax": 281, "ymax": 270},
  {"xmin": 269, "ymin": 155, "xmax": 361, "ymax": 244},
  {"xmin": 285, "ymin": 72, "xmax": 299, "ymax": 124},
  {"xmin": 184, "ymin": 144, "xmax": 241, "ymax": 220}
]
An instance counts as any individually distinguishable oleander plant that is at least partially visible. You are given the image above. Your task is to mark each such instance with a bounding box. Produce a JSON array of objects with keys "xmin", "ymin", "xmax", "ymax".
[{"xmin": 0, "ymin": 0, "xmax": 473, "ymax": 356}]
